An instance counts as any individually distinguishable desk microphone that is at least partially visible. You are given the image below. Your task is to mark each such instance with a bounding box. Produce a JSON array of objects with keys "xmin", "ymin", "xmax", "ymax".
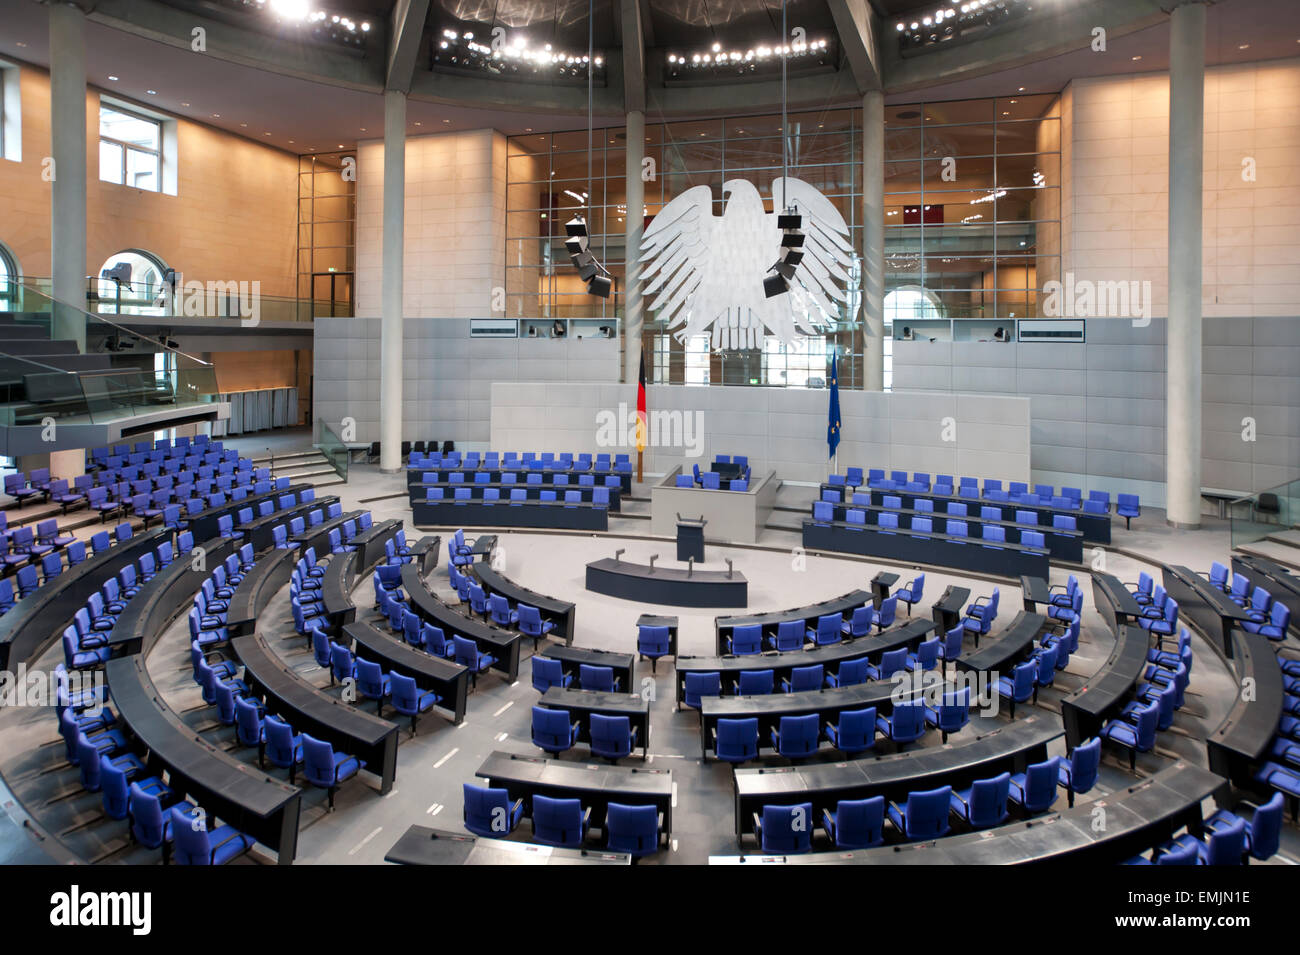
[
  {"xmin": 648, "ymin": 554, "xmax": 658, "ymax": 571},
  {"xmin": 725, "ymin": 558, "xmax": 733, "ymax": 579},
  {"xmin": 614, "ymin": 548, "xmax": 625, "ymax": 562},
  {"xmin": 687, "ymin": 557, "xmax": 694, "ymax": 577}
]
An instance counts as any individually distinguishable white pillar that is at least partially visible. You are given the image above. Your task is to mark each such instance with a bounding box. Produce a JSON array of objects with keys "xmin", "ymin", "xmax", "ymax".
[
  {"xmin": 379, "ymin": 90, "xmax": 406, "ymax": 473},
  {"xmin": 623, "ymin": 110, "xmax": 646, "ymax": 384},
  {"xmin": 49, "ymin": 2, "xmax": 87, "ymax": 350},
  {"xmin": 862, "ymin": 90, "xmax": 885, "ymax": 392},
  {"xmin": 1166, "ymin": 2, "xmax": 1205, "ymax": 527}
]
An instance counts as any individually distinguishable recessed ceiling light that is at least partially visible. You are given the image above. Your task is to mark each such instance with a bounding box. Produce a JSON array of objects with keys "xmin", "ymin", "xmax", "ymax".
[
  {"xmin": 146, "ymin": 89, "xmax": 157, "ymax": 95},
  {"xmin": 180, "ymin": 102, "xmax": 190, "ymax": 107},
  {"xmin": 1009, "ymin": 99, "xmax": 1017, "ymax": 104},
  {"xmin": 15, "ymin": 42, "xmax": 25, "ymax": 48},
  {"xmin": 442, "ymin": 119, "xmax": 451, "ymax": 124},
  {"xmin": 1131, "ymin": 55, "xmax": 1142, "ymax": 61},
  {"xmin": 1017, "ymin": 87, "xmax": 1025, "ymax": 92},
  {"xmin": 1002, "ymin": 111, "xmax": 1010, "ymax": 115},
  {"xmin": 240, "ymin": 123, "xmax": 247, "ymax": 127},
  {"xmin": 212, "ymin": 113, "xmax": 220, "ymax": 118},
  {"xmin": 414, "ymin": 121, "xmax": 422, "ymax": 126},
  {"xmin": 264, "ymin": 132, "xmax": 272, "ymax": 136},
  {"xmin": 1238, "ymin": 44, "xmax": 1249, "ymax": 50},
  {"xmin": 108, "ymin": 75, "xmax": 119, "ymax": 81},
  {"xmin": 360, "ymin": 127, "xmax": 366, "ymax": 132},
  {"xmin": 337, "ymin": 144, "xmax": 344, "ymax": 149},
  {"xmin": 524, "ymin": 127, "xmax": 533, "ymax": 132},
  {"xmin": 289, "ymin": 140, "xmax": 295, "ymax": 143}
]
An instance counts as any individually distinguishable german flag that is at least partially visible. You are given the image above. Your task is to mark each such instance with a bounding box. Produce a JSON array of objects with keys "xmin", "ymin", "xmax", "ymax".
[{"xmin": 636, "ymin": 352, "xmax": 647, "ymax": 453}]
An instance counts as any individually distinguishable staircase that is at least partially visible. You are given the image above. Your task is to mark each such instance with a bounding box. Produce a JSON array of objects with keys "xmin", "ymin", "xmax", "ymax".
[
  {"xmin": 251, "ymin": 448, "xmax": 345, "ymax": 490},
  {"xmin": 1235, "ymin": 527, "xmax": 1300, "ymax": 573},
  {"xmin": 0, "ymin": 311, "xmax": 121, "ymax": 411}
]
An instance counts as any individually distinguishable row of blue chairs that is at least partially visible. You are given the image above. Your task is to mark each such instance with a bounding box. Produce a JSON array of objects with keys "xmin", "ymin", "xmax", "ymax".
[
  {"xmin": 1128, "ymin": 791, "xmax": 1285, "ymax": 864},
  {"xmin": 810, "ymin": 503, "xmax": 1061, "ymax": 550},
  {"xmin": 820, "ymin": 491, "xmax": 1092, "ymax": 529},
  {"xmin": 420, "ymin": 470, "xmax": 620, "ymax": 489},
  {"xmin": 88, "ymin": 434, "xmax": 220, "ymax": 462},
  {"xmin": 532, "ymin": 706, "xmax": 637, "ymax": 760},
  {"xmin": 463, "ymin": 783, "xmax": 662, "ymax": 856},
  {"xmin": 1098, "ymin": 626, "xmax": 1194, "ymax": 770},
  {"xmin": 408, "ymin": 450, "xmax": 634, "ymax": 473},
  {"xmin": 448, "ymin": 562, "xmax": 554, "ymax": 645},
  {"xmin": 1205, "ymin": 562, "xmax": 1293, "ymax": 640},
  {"xmin": 676, "ymin": 473, "xmax": 748, "ymax": 491},
  {"xmin": 751, "ymin": 744, "xmax": 1100, "ymax": 852},
  {"xmin": 424, "ymin": 486, "xmax": 613, "ymax": 506},
  {"xmin": 828, "ymin": 469, "xmax": 1140, "ymax": 525}
]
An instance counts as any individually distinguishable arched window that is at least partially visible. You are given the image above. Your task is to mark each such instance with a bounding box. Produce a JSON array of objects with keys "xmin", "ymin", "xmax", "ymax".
[
  {"xmin": 96, "ymin": 249, "xmax": 167, "ymax": 314},
  {"xmin": 0, "ymin": 241, "xmax": 17, "ymax": 310},
  {"xmin": 884, "ymin": 286, "xmax": 945, "ymax": 326}
]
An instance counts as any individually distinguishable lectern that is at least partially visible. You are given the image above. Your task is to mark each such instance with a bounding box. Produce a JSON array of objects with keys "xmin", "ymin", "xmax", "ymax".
[{"xmin": 676, "ymin": 514, "xmax": 706, "ymax": 563}]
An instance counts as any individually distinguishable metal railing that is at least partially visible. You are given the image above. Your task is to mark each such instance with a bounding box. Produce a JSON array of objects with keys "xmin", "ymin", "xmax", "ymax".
[
  {"xmin": 5, "ymin": 276, "xmax": 337, "ymax": 322},
  {"xmin": 1229, "ymin": 477, "xmax": 1299, "ymax": 550}
]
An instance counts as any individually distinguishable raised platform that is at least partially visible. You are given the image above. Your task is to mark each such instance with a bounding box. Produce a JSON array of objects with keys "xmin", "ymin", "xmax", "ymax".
[{"xmin": 584, "ymin": 556, "xmax": 748, "ymax": 608}]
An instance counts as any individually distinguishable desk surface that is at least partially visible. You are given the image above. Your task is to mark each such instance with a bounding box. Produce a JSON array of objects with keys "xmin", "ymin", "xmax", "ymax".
[
  {"xmin": 474, "ymin": 560, "xmax": 575, "ymax": 636},
  {"xmin": 477, "ymin": 750, "xmax": 673, "ymax": 803},
  {"xmin": 733, "ymin": 715, "xmax": 1062, "ymax": 821},
  {"xmin": 716, "ymin": 761, "xmax": 1224, "ymax": 865},
  {"xmin": 715, "ymin": 589, "xmax": 871, "ymax": 633},
  {"xmin": 385, "ymin": 826, "xmax": 630, "ymax": 865},
  {"xmin": 1207, "ymin": 630, "xmax": 1285, "ymax": 778},
  {"xmin": 955, "ymin": 610, "xmax": 1047, "ymax": 674},
  {"xmin": 1060, "ymin": 623, "xmax": 1150, "ymax": 747}
]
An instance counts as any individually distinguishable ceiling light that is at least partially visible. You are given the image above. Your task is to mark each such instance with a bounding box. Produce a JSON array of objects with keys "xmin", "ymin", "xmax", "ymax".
[
  {"xmin": 269, "ymin": 0, "xmax": 310, "ymax": 20},
  {"xmin": 212, "ymin": 113, "xmax": 220, "ymax": 118},
  {"xmin": 1131, "ymin": 55, "xmax": 1141, "ymax": 61},
  {"xmin": 181, "ymin": 102, "xmax": 190, "ymax": 107},
  {"xmin": 240, "ymin": 123, "xmax": 248, "ymax": 127},
  {"xmin": 1237, "ymin": 44, "xmax": 1249, "ymax": 50},
  {"xmin": 414, "ymin": 121, "xmax": 421, "ymax": 126},
  {"xmin": 1018, "ymin": 87, "xmax": 1025, "ymax": 92},
  {"xmin": 108, "ymin": 75, "xmax": 119, "ymax": 81},
  {"xmin": 146, "ymin": 89, "xmax": 157, "ymax": 95}
]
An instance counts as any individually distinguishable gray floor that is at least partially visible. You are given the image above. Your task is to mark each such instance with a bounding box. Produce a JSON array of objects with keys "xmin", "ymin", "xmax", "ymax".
[{"xmin": 2, "ymin": 430, "xmax": 1297, "ymax": 865}]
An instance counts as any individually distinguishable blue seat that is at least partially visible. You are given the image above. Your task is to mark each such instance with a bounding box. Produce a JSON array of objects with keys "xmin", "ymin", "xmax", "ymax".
[
  {"xmin": 770, "ymin": 713, "xmax": 820, "ymax": 759},
  {"xmin": 725, "ymin": 624, "xmax": 762, "ymax": 655},
  {"xmin": 170, "ymin": 807, "xmax": 254, "ymax": 865},
  {"xmin": 769, "ymin": 619, "xmax": 805, "ymax": 651},
  {"xmin": 263, "ymin": 717, "xmax": 303, "ymax": 781},
  {"xmin": 389, "ymin": 673, "xmax": 441, "ymax": 734},
  {"xmin": 637, "ymin": 625, "xmax": 672, "ymax": 671},
  {"xmin": 876, "ymin": 700, "xmax": 925, "ymax": 745},
  {"xmin": 887, "ymin": 786, "xmax": 952, "ymax": 841},
  {"xmin": 518, "ymin": 604, "xmax": 554, "ymax": 647},
  {"xmin": 825, "ymin": 707, "xmax": 876, "ymax": 755},
  {"xmin": 895, "ymin": 574, "xmax": 924, "ymax": 616},
  {"xmin": 923, "ymin": 687, "xmax": 970, "ymax": 743},
  {"xmin": 1058, "ymin": 736, "xmax": 1102, "ymax": 807},
  {"xmin": 733, "ymin": 668, "xmax": 774, "ymax": 696},
  {"xmin": 864, "ymin": 647, "xmax": 907, "ymax": 682},
  {"xmin": 605, "ymin": 802, "xmax": 661, "ymax": 857},
  {"xmin": 781, "ymin": 664, "xmax": 823, "ymax": 694},
  {"xmin": 822, "ymin": 796, "xmax": 885, "ymax": 849},
  {"xmin": 301, "ymin": 733, "xmax": 364, "ymax": 811},
  {"xmin": 826, "ymin": 657, "xmax": 870, "ymax": 688},
  {"xmin": 806, "ymin": 612, "xmax": 842, "ymax": 647},
  {"xmin": 589, "ymin": 713, "xmax": 638, "ymax": 761},
  {"xmin": 905, "ymin": 637, "xmax": 940, "ymax": 673},
  {"xmin": 531, "ymin": 795, "xmax": 589, "ymax": 848},
  {"xmin": 1167, "ymin": 815, "xmax": 1247, "ymax": 866},
  {"xmin": 682, "ymin": 671, "xmax": 721, "ymax": 709},
  {"xmin": 1203, "ymin": 792, "xmax": 1283, "ymax": 862},
  {"xmin": 714, "ymin": 717, "xmax": 759, "ymax": 763},
  {"xmin": 841, "ymin": 606, "xmax": 875, "ymax": 639},
  {"xmin": 950, "ymin": 771, "xmax": 1011, "ymax": 829},
  {"xmin": 531, "ymin": 706, "xmax": 580, "ymax": 754},
  {"xmin": 531, "ymin": 656, "xmax": 572, "ymax": 693},
  {"xmin": 454, "ymin": 635, "xmax": 497, "ymax": 686},
  {"xmin": 1116, "ymin": 493, "xmax": 1140, "ymax": 529},
  {"xmin": 355, "ymin": 658, "xmax": 392, "ymax": 716},
  {"xmin": 754, "ymin": 802, "xmax": 813, "ymax": 854},
  {"xmin": 1008, "ymin": 756, "xmax": 1062, "ymax": 814},
  {"xmin": 579, "ymin": 663, "xmax": 620, "ymax": 693},
  {"xmin": 1102, "ymin": 698, "xmax": 1159, "ymax": 771},
  {"xmin": 994, "ymin": 660, "xmax": 1037, "ymax": 719}
]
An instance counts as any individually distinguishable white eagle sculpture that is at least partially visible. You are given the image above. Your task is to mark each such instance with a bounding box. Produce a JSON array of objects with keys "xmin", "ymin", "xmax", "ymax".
[{"xmin": 639, "ymin": 178, "xmax": 857, "ymax": 350}]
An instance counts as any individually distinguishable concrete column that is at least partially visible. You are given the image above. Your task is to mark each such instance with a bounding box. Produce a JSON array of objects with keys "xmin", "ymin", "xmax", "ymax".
[
  {"xmin": 379, "ymin": 90, "xmax": 406, "ymax": 473},
  {"xmin": 49, "ymin": 2, "xmax": 87, "ymax": 351},
  {"xmin": 861, "ymin": 90, "xmax": 885, "ymax": 392},
  {"xmin": 1165, "ymin": 2, "xmax": 1205, "ymax": 527},
  {"xmin": 623, "ymin": 109, "xmax": 646, "ymax": 383}
]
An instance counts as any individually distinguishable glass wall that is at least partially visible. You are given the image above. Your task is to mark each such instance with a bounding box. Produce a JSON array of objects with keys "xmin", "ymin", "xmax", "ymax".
[
  {"xmin": 505, "ymin": 92, "xmax": 1060, "ymax": 386},
  {"xmin": 884, "ymin": 93, "xmax": 1061, "ymax": 340}
]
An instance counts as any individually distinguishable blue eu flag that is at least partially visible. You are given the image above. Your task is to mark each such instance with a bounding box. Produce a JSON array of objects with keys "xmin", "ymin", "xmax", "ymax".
[{"xmin": 827, "ymin": 350, "xmax": 841, "ymax": 460}]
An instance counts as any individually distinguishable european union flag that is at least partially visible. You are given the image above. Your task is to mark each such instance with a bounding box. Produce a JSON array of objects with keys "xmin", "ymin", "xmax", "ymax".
[{"xmin": 827, "ymin": 350, "xmax": 841, "ymax": 460}]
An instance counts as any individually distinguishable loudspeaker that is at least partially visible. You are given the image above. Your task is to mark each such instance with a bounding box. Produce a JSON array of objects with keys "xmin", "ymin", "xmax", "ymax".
[
  {"xmin": 763, "ymin": 273, "xmax": 788, "ymax": 298},
  {"xmin": 587, "ymin": 275, "xmax": 612, "ymax": 298}
]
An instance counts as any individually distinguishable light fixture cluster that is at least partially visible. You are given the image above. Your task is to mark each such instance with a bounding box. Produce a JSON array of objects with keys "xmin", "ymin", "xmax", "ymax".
[
  {"xmin": 763, "ymin": 210, "xmax": 805, "ymax": 299},
  {"xmin": 666, "ymin": 38, "xmax": 833, "ymax": 78},
  {"xmin": 434, "ymin": 29, "xmax": 606, "ymax": 82},
  {"xmin": 214, "ymin": 1, "xmax": 371, "ymax": 48},
  {"xmin": 894, "ymin": 1, "xmax": 1031, "ymax": 55},
  {"xmin": 565, "ymin": 217, "xmax": 612, "ymax": 298}
]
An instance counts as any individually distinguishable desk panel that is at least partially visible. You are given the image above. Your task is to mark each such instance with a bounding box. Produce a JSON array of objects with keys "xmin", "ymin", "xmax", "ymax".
[
  {"xmin": 344, "ymin": 620, "xmax": 469, "ymax": 725},
  {"xmin": 413, "ymin": 500, "xmax": 609, "ymax": 532},
  {"xmin": 400, "ymin": 563, "xmax": 522, "ymax": 681},
  {"xmin": 474, "ymin": 561, "xmax": 575, "ymax": 644},
  {"xmin": 586, "ymin": 557, "xmax": 748, "ymax": 609}
]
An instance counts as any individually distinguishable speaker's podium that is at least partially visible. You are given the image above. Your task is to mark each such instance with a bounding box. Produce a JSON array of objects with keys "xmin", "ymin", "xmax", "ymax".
[{"xmin": 675, "ymin": 515, "xmax": 706, "ymax": 563}]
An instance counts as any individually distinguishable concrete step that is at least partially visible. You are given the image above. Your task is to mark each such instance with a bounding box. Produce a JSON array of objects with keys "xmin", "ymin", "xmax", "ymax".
[
  {"xmin": 251, "ymin": 449, "xmax": 321, "ymax": 466},
  {"xmin": 1236, "ymin": 540, "xmax": 1300, "ymax": 572}
]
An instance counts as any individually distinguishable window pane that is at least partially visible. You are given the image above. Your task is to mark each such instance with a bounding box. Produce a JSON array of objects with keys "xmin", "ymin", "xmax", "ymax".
[
  {"xmin": 127, "ymin": 148, "xmax": 158, "ymax": 191},
  {"xmin": 99, "ymin": 141, "xmax": 123, "ymax": 184},
  {"xmin": 100, "ymin": 106, "xmax": 159, "ymax": 150}
]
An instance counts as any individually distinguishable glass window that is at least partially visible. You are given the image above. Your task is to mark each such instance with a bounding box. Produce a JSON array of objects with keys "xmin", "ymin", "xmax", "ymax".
[
  {"xmin": 684, "ymin": 335, "xmax": 711, "ymax": 386},
  {"xmin": 0, "ymin": 241, "xmax": 16, "ymax": 309},
  {"xmin": 98, "ymin": 104, "xmax": 161, "ymax": 192},
  {"xmin": 96, "ymin": 249, "xmax": 167, "ymax": 314}
]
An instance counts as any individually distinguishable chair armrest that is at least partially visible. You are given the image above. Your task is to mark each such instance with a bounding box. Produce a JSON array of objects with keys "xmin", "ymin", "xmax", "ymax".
[
  {"xmin": 752, "ymin": 812, "xmax": 763, "ymax": 835},
  {"xmin": 581, "ymin": 806, "xmax": 592, "ymax": 826}
]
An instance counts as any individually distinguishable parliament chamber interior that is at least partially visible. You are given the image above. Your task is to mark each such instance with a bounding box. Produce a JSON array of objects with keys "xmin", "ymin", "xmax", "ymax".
[{"xmin": 0, "ymin": 0, "xmax": 1297, "ymax": 914}]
